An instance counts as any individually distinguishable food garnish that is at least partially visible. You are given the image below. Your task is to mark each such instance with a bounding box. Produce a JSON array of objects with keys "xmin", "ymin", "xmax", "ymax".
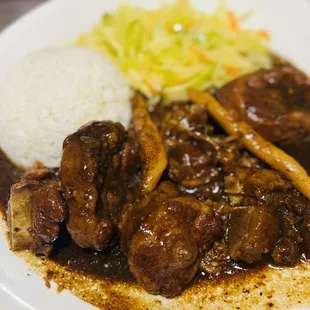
[
  {"xmin": 132, "ymin": 93, "xmax": 168, "ymax": 194},
  {"xmin": 76, "ymin": 0, "xmax": 272, "ymax": 102}
]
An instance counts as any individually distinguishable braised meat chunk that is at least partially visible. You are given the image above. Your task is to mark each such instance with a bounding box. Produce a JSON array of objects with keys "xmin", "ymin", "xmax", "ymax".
[
  {"xmin": 224, "ymin": 166, "xmax": 310, "ymax": 266},
  {"xmin": 119, "ymin": 181, "xmax": 181, "ymax": 253},
  {"xmin": 61, "ymin": 94, "xmax": 167, "ymax": 251},
  {"xmin": 120, "ymin": 182, "xmax": 222, "ymax": 297},
  {"xmin": 227, "ymin": 206, "xmax": 280, "ymax": 264},
  {"xmin": 216, "ymin": 65, "xmax": 310, "ymax": 144},
  {"xmin": 155, "ymin": 100, "xmax": 242, "ymax": 201},
  {"xmin": 167, "ymin": 139, "xmax": 219, "ymax": 188},
  {"xmin": 300, "ymin": 215, "xmax": 310, "ymax": 257},
  {"xmin": 61, "ymin": 121, "xmax": 126, "ymax": 251},
  {"xmin": 157, "ymin": 101, "xmax": 219, "ymax": 188},
  {"xmin": 224, "ymin": 167, "xmax": 292, "ymax": 206},
  {"xmin": 8, "ymin": 167, "xmax": 66, "ymax": 256},
  {"xmin": 224, "ymin": 167, "xmax": 310, "ymax": 213},
  {"xmin": 119, "ymin": 127, "xmax": 141, "ymax": 204},
  {"xmin": 200, "ymin": 240, "xmax": 234, "ymax": 277},
  {"xmin": 272, "ymin": 238, "xmax": 300, "ymax": 266}
]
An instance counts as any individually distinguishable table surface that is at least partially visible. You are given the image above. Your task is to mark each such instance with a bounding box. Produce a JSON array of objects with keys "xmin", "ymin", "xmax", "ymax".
[{"xmin": 0, "ymin": 0, "xmax": 46, "ymax": 30}]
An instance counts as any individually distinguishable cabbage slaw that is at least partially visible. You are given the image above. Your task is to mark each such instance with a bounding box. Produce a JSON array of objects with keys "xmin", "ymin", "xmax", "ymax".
[{"xmin": 76, "ymin": 0, "xmax": 272, "ymax": 103}]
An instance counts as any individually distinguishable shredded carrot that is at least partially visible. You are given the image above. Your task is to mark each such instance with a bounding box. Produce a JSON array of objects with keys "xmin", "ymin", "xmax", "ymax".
[
  {"xmin": 224, "ymin": 65, "xmax": 240, "ymax": 77},
  {"xmin": 144, "ymin": 79, "xmax": 161, "ymax": 95},
  {"xmin": 227, "ymin": 11, "xmax": 239, "ymax": 30},
  {"xmin": 258, "ymin": 30, "xmax": 271, "ymax": 40},
  {"xmin": 183, "ymin": 21, "xmax": 194, "ymax": 29},
  {"xmin": 189, "ymin": 46, "xmax": 213, "ymax": 62}
]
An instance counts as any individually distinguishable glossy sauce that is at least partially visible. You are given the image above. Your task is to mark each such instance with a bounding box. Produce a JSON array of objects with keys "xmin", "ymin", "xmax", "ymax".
[
  {"xmin": 0, "ymin": 57, "xmax": 309, "ymax": 308},
  {"xmin": 0, "ymin": 139, "xmax": 309, "ymax": 310},
  {"xmin": 0, "ymin": 135, "xmax": 307, "ymax": 286},
  {"xmin": 0, "ymin": 148, "xmax": 246, "ymax": 284},
  {"xmin": 0, "ymin": 128, "xmax": 308, "ymax": 288},
  {"xmin": 0, "ymin": 150, "xmax": 134, "ymax": 282},
  {"xmin": 52, "ymin": 228, "xmax": 134, "ymax": 282}
]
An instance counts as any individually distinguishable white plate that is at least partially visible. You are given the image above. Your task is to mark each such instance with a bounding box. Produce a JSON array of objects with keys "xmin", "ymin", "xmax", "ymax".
[{"xmin": 0, "ymin": 0, "xmax": 310, "ymax": 309}]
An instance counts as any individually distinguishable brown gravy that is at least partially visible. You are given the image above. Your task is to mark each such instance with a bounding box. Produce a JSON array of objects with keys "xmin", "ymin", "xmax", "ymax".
[
  {"xmin": 52, "ymin": 237, "xmax": 135, "ymax": 282},
  {"xmin": 0, "ymin": 141, "xmax": 307, "ymax": 288},
  {"xmin": 0, "ymin": 148, "xmax": 246, "ymax": 285},
  {"xmin": 0, "ymin": 149, "xmax": 135, "ymax": 283}
]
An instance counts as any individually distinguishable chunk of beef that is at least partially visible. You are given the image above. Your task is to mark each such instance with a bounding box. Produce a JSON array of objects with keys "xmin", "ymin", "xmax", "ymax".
[
  {"xmin": 7, "ymin": 168, "xmax": 66, "ymax": 256},
  {"xmin": 156, "ymin": 101, "xmax": 218, "ymax": 187},
  {"xmin": 270, "ymin": 197, "xmax": 301, "ymax": 266},
  {"xmin": 235, "ymin": 152, "xmax": 264, "ymax": 169},
  {"xmin": 225, "ymin": 167, "xmax": 310, "ymax": 215},
  {"xmin": 180, "ymin": 179, "xmax": 227, "ymax": 202},
  {"xmin": 216, "ymin": 139, "xmax": 242, "ymax": 172},
  {"xmin": 224, "ymin": 166, "xmax": 310, "ymax": 265},
  {"xmin": 156, "ymin": 101, "xmax": 213, "ymax": 141},
  {"xmin": 181, "ymin": 151, "xmax": 263, "ymax": 203},
  {"xmin": 200, "ymin": 240, "xmax": 234, "ymax": 277},
  {"xmin": 299, "ymin": 215, "xmax": 310, "ymax": 257},
  {"xmin": 227, "ymin": 206, "xmax": 280, "ymax": 264},
  {"xmin": 120, "ymin": 182, "xmax": 222, "ymax": 297},
  {"xmin": 272, "ymin": 238, "xmax": 299, "ymax": 266},
  {"xmin": 119, "ymin": 181, "xmax": 181, "ymax": 253},
  {"xmin": 128, "ymin": 197, "xmax": 222, "ymax": 297},
  {"xmin": 155, "ymin": 101, "xmax": 241, "ymax": 200},
  {"xmin": 225, "ymin": 167, "xmax": 292, "ymax": 206},
  {"xmin": 61, "ymin": 121, "xmax": 126, "ymax": 251},
  {"xmin": 216, "ymin": 65, "xmax": 310, "ymax": 144},
  {"xmin": 168, "ymin": 139, "xmax": 219, "ymax": 187},
  {"xmin": 119, "ymin": 127, "xmax": 141, "ymax": 203}
]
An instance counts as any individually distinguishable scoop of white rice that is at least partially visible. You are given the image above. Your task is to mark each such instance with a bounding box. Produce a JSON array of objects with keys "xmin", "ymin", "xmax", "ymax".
[{"xmin": 0, "ymin": 46, "xmax": 132, "ymax": 168}]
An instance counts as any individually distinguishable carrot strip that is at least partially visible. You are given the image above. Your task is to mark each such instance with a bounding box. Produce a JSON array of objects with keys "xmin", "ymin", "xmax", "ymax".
[
  {"xmin": 144, "ymin": 79, "xmax": 161, "ymax": 95},
  {"xmin": 258, "ymin": 30, "xmax": 271, "ymax": 40},
  {"xmin": 227, "ymin": 11, "xmax": 239, "ymax": 30},
  {"xmin": 189, "ymin": 89, "xmax": 310, "ymax": 200},
  {"xmin": 189, "ymin": 46, "xmax": 213, "ymax": 63},
  {"xmin": 224, "ymin": 65, "xmax": 240, "ymax": 77}
]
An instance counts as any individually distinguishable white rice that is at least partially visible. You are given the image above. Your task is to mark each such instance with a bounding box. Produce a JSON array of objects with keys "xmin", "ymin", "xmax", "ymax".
[{"xmin": 0, "ymin": 46, "xmax": 132, "ymax": 168}]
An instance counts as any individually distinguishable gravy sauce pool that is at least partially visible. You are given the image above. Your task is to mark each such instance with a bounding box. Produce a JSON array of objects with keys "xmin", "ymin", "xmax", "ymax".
[{"xmin": 52, "ymin": 239, "xmax": 134, "ymax": 282}]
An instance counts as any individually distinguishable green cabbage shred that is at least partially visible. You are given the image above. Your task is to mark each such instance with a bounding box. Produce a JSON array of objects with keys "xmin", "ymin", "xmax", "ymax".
[{"xmin": 76, "ymin": 0, "xmax": 272, "ymax": 103}]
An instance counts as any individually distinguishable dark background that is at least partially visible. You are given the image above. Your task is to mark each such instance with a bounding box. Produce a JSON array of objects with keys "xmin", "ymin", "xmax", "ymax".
[{"xmin": 0, "ymin": 0, "xmax": 45, "ymax": 30}]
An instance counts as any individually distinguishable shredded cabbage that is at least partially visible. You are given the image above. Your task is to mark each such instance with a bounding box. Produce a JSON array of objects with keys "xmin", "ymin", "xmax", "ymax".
[{"xmin": 75, "ymin": 0, "xmax": 272, "ymax": 103}]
